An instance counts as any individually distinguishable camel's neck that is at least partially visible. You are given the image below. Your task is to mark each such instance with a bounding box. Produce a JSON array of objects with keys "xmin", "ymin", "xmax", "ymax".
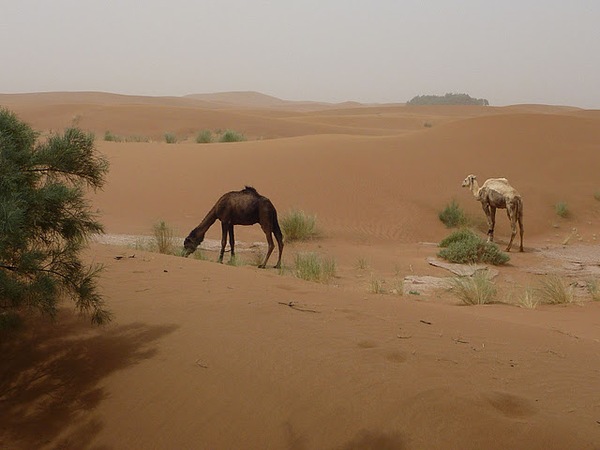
[
  {"xmin": 470, "ymin": 180, "xmax": 481, "ymax": 198},
  {"xmin": 191, "ymin": 207, "xmax": 218, "ymax": 240}
]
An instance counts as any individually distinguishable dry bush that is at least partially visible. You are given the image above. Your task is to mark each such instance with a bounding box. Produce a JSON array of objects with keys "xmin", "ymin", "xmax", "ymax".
[
  {"xmin": 450, "ymin": 271, "xmax": 497, "ymax": 305},
  {"xmin": 294, "ymin": 253, "xmax": 336, "ymax": 283},
  {"xmin": 587, "ymin": 280, "xmax": 600, "ymax": 301},
  {"xmin": 555, "ymin": 202, "xmax": 569, "ymax": 218},
  {"xmin": 438, "ymin": 200, "xmax": 468, "ymax": 228},
  {"xmin": 281, "ymin": 209, "xmax": 318, "ymax": 241},
  {"xmin": 152, "ymin": 220, "xmax": 175, "ymax": 255},
  {"xmin": 537, "ymin": 274, "xmax": 574, "ymax": 305},
  {"xmin": 368, "ymin": 276, "xmax": 385, "ymax": 294},
  {"xmin": 517, "ymin": 288, "xmax": 539, "ymax": 309}
]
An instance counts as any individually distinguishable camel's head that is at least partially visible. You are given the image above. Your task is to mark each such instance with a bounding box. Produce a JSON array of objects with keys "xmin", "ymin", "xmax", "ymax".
[
  {"xmin": 462, "ymin": 174, "xmax": 477, "ymax": 188},
  {"xmin": 183, "ymin": 235, "xmax": 202, "ymax": 257}
]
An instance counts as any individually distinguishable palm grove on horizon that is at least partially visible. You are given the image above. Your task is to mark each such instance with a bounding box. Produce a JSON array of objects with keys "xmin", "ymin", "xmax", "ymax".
[{"xmin": 0, "ymin": 108, "xmax": 111, "ymax": 327}]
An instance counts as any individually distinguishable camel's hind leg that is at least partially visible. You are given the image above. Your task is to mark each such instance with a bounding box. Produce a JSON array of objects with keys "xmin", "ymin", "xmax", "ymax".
[
  {"xmin": 518, "ymin": 207, "xmax": 524, "ymax": 252},
  {"xmin": 259, "ymin": 229, "xmax": 275, "ymax": 269},
  {"xmin": 273, "ymin": 227, "xmax": 283, "ymax": 269},
  {"xmin": 228, "ymin": 225, "xmax": 236, "ymax": 263},
  {"xmin": 505, "ymin": 207, "xmax": 517, "ymax": 252}
]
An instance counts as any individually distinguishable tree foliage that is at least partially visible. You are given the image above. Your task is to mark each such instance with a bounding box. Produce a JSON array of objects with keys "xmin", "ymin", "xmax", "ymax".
[
  {"xmin": 407, "ymin": 93, "xmax": 489, "ymax": 106},
  {"xmin": 0, "ymin": 108, "xmax": 111, "ymax": 325}
]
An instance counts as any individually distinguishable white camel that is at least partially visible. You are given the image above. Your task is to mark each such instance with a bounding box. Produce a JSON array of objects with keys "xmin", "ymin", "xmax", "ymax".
[{"xmin": 462, "ymin": 174, "xmax": 524, "ymax": 252}]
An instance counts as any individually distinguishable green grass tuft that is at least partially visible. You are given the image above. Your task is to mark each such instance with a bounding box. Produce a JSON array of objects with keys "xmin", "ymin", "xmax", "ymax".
[
  {"xmin": 438, "ymin": 229, "xmax": 509, "ymax": 265},
  {"xmin": 125, "ymin": 135, "xmax": 150, "ymax": 143},
  {"xmin": 196, "ymin": 130, "xmax": 213, "ymax": 143},
  {"xmin": 294, "ymin": 253, "xmax": 336, "ymax": 283},
  {"xmin": 104, "ymin": 130, "xmax": 122, "ymax": 142},
  {"xmin": 555, "ymin": 202, "xmax": 569, "ymax": 218},
  {"xmin": 517, "ymin": 288, "xmax": 539, "ymax": 309},
  {"xmin": 219, "ymin": 129, "xmax": 246, "ymax": 142},
  {"xmin": 537, "ymin": 275, "xmax": 573, "ymax": 305},
  {"xmin": 164, "ymin": 132, "xmax": 177, "ymax": 144},
  {"xmin": 152, "ymin": 220, "xmax": 175, "ymax": 255},
  {"xmin": 368, "ymin": 277, "xmax": 385, "ymax": 294},
  {"xmin": 450, "ymin": 271, "xmax": 497, "ymax": 305},
  {"xmin": 281, "ymin": 209, "xmax": 318, "ymax": 241},
  {"xmin": 438, "ymin": 200, "xmax": 468, "ymax": 228},
  {"xmin": 356, "ymin": 257, "xmax": 369, "ymax": 270},
  {"xmin": 587, "ymin": 279, "xmax": 600, "ymax": 301}
]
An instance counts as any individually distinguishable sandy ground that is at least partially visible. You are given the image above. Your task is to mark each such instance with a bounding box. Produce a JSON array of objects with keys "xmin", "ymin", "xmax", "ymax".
[{"xmin": 1, "ymin": 91, "xmax": 600, "ymax": 449}]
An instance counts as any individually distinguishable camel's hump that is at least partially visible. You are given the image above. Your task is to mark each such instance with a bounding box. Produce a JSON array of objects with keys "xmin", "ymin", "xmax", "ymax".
[{"xmin": 242, "ymin": 186, "xmax": 259, "ymax": 195}]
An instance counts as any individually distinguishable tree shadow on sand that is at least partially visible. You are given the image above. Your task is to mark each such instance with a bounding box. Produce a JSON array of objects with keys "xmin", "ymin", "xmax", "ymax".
[{"xmin": 0, "ymin": 311, "xmax": 178, "ymax": 449}]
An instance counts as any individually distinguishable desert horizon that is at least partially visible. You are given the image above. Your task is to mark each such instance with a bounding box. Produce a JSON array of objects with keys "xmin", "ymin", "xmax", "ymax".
[{"xmin": 2, "ymin": 90, "xmax": 600, "ymax": 449}]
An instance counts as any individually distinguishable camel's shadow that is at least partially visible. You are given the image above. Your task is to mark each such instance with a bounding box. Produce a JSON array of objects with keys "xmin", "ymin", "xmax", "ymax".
[{"xmin": 0, "ymin": 311, "xmax": 178, "ymax": 449}]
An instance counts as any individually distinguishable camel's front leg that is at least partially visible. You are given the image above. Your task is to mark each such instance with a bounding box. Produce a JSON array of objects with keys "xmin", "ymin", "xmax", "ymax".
[
  {"xmin": 505, "ymin": 207, "xmax": 516, "ymax": 252},
  {"xmin": 518, "ymin": 212, "xmax": 524, "ymax": 252},
  {"xmin": 481, "ymin": 203, "xmax": 493, "ymax": 242},
  {"xmin": 228, "ymin": 225, "xmax": 235, "ymax": 263},
  {"xmin": 218, "ymin": 221, "xmax": 228, "ymax": 263}
]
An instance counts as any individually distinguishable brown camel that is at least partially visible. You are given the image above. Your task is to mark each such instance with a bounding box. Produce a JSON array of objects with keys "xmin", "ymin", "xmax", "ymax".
[
  {"xmin": 183, "ymin": 186, "xmax": 284, "ymax": 268},
  {"xmin": 462, "ymin": 174, "xmax": 524, "ymax": 252}
]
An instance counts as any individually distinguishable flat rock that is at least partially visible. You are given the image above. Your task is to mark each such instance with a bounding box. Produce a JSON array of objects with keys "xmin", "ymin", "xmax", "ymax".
[
  {"xmin": 403, "ymin": 275, "xmax": 451, "ymax": 296},
  {"xmin": 427, "ymin": 257, "xmax": 499, "ymax": 278}
]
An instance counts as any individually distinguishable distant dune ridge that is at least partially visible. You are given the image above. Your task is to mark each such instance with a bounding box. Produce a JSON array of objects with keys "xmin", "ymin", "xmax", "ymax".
[{"xmin": 2, "ymin": 91, "xmax": 600, "ymax": 450}]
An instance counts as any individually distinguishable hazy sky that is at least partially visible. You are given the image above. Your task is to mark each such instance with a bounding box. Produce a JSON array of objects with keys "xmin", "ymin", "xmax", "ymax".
[{"xmin": 2, "ymin": 0, "xmax": 599, "ymax": 107}]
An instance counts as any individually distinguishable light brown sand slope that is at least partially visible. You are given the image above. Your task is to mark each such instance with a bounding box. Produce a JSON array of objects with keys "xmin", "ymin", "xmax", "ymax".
[
  {"xmin": 3, "ymin": 246, "xmax": 599, "ymax": 449},
  {"xmin": 1, "ymin": 92, "xmax": 600, "ymax": 450}
]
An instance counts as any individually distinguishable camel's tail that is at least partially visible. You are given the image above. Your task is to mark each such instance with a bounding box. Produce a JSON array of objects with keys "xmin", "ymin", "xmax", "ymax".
[
  {"xmin": 272, "ymin": 207, "xmax": 283, "ymax": 240},
  {"xmin": 516, "ymin": 196, "xmax": 524, "ymax": 222},
  {"xmin": 516, "ymin": 196, "xmax": 524, "ymax": 250}
]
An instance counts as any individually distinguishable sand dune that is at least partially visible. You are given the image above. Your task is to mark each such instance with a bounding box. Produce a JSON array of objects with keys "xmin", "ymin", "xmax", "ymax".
[{"xmin": 2, "ymin": 92, "xmax": 600, "ymax": 449}]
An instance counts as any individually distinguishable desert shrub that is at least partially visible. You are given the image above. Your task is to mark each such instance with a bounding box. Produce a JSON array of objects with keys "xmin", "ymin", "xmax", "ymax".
[
  {"xmin": 104, "ymin": 130, "xmax": 122, "ymax": 142},
  {"xmin": 294, "ymin": 253, "xmax": 335, "ymax": 283},
  {"xmin": 152, "ymin": 220, "xmax": 175, "ymax": 254},
  {"xmin": 356, "ymin": 257, "xmax": 369, "ymax": 270},
  {"xmin": 587, "ymin": 280, "xmax": 600, "ymax": 301},
  {"xmin": 438, "ymin": 200, "xmax": 468, "ymax": 228},
  {"xmin": 219, "ymin": 129, "xmax": 245, "ymax": 142},
  {"xmin": 439, "ymin": 228, "xmax": 480, "ymax": 248},
  {"xmin": 391, "ymin": 277, "xmax": 404, "ymax": 295},
  {"xmin": 191, "ymin": 248, "xmax": 208, "ymax": 261},
  {"xmin": 196, "ymin": 130, "xmax": 213, "ymax": 143},
  {"xmin": 517, "ymin": 288, "xmax": 539, "ymax": 309},
  {"xmin": 555, "ymin": 202, "xmax": 569, "ymax": 218},
  {"xmin": 368, "ymin": 277, "xmax": 385, "ymax": 294},
  {"xmin": 164, "ymin": 132, "xmax": 177, "ymax": 144},
  {"xmin": 438, "ymin": 229, "xmax": 509, "ymax": 265},
  {"xmin": 125, "ymin": 135, "xmax": 150, "ymax": 143},
  {"xmin": 594, "ymin": 191, "xmax": 600, "ymax": 201},
  {"xmin": 450, "ymin": 271, "xmax": 496, "ymax": 305},
  {"xmin": 226, "ymin": 254, "xmax": 242, "ymax": 266},
  {"xmin": 537, "ymin": 275, "xmax": 573, "ymax": 305},
  {"xmin": 281, "ymin": 209, "xmax": 318, "ymax": 241}
]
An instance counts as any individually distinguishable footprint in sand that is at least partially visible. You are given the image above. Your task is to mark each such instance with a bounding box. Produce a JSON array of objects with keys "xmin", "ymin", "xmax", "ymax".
[
  {"xmin": 484, "ymin": 391, "xmax": 537, "ymax": 418},
  {"xmin": 357, "ymin": 340, "xmax": 378, "ymax": 349},
  {"xmin": 356, "ymin": 341, "xmax": 407, "ymax": 364}
]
